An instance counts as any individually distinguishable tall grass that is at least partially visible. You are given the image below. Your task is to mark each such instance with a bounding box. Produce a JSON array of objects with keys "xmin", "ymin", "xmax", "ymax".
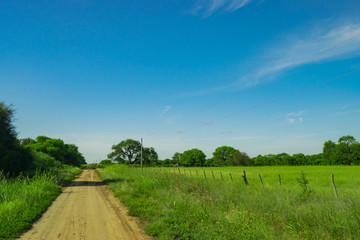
[
  {"xmin": 0, "ymin": 166, "xmax": 82, "ymax": 239},
  {"xmin": 98, "ymin": 165, "xmax": 360, "ymax": 240}
]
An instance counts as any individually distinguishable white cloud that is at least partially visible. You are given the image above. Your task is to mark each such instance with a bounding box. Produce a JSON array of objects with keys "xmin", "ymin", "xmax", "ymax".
[
  {"xmin": 287, "ymin": 118, "xmax": 296, "ymax": 125},
  {"xmin": 186, "ymin": 22, "xmax": 360, "ymax": 96},
  {"xmin": 159, "ymin": 106, "xmax": 173, "ymax": 118},
  {"xmin": 281, "ymin": 110, "xmax": 305, "ymax": 125},
  {"xmin": 190, "ymin": 0, "xmax": 252, "ymax": 17},
  {"xmin": 234, "ymin": 22, "xmax": 360, "ymax": 89},
  {"xmin": 334, "ymin": 108, "xmax": 360, "ymax": 116}
]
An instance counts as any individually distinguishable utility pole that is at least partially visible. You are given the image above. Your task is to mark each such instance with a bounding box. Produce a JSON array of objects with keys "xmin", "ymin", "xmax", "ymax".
[{"xmin": 141, "ymin": 138, "xmax": 143, "ymax": 169}]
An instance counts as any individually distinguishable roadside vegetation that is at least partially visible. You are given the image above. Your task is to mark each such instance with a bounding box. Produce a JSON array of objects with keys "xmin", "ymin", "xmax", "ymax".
[
  {"xmin": 0, "ymin": 166, "xmax": 81, "ymax": 239},
  {"xmin": 98, "ymin": 164, "xmax": 360, "ymax": 239},
  {"xmin": 0, "ymin": 102, "xmax": 85, "ymax": 239}
]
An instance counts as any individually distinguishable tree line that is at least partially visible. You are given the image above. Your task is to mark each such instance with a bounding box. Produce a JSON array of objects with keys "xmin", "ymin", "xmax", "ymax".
[
  {"xmin": 0, "ymin": 102, "xmax": 86, "ymax": 175},
  {"xmin": 107, "ymin": 136, "xmax": 360, "ymax": 167}
]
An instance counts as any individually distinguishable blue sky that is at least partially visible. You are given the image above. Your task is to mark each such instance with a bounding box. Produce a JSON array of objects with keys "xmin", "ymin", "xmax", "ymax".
[{"xmin": 1, "ymin": 0, "xmax": 360, "ymax": 163}]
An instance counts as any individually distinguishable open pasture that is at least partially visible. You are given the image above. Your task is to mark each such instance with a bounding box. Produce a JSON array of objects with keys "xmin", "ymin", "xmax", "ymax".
[
  {"xmin": 162, "ymin": 165, "xmax": 360, "ymax": 197},
  {"xmin": 98, "ymin": 164, "xmax": 360, "ymax": 240}
]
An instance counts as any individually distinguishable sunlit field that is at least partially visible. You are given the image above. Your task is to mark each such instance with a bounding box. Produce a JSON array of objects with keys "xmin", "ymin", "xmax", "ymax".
[{"xmin": 98, "ymin": 164, "xmax": 360, "ymax": 240}]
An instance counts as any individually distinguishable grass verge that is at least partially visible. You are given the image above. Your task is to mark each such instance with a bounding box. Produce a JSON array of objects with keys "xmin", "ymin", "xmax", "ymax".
[
  {"xmin": 0, "ymin": 166, "xmax": 82, "ymax": 239},
  {"xmin": 97, "ymin": 165, "xmax": 360, "ymax": 240}
]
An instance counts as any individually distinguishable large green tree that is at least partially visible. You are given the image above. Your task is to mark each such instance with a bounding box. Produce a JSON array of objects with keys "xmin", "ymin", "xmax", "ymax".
[
  {"xmin": 212, "ymin": 146, "xmax": 239, "ymax": 166},
  {"xmin": 181, "ymin": 148, "xmax": 206, "ymax": 166},
  {"xmin": 108, "ymin": 139, "xmax": 141, "ymax": 164},
  {"xmin": 108, "ymin": 139, "xmax": 159, "ymax": 165}
]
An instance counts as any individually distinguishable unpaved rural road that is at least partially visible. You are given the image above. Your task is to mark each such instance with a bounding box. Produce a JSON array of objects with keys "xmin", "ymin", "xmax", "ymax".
[{"xmin": 19, "ymin": 169, "xmax": 151, "ymax": 240}]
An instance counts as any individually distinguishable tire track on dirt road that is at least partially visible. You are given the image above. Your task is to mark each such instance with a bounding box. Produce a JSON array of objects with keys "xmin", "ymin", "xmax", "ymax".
[{"xmin": 19, "ymin": 169, "xmax": 152, "ymax": 240}]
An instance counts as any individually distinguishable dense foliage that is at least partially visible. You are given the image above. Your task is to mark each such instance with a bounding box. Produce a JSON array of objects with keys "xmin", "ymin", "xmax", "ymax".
[
  {"xmin": 0, "ymin": 102, "xmax": 86, "ymax": 175},
  {"xmin": 251, "ymin": 136, "xmax": 360, "ymax": 166},
  {"xmin": 180, "ymin": 148, "xmax": 206, "ymax": 166},
  {"xmin": 21, "ymin": 136, "xmax": 86, "ymax": 167},
  {"xmin": 0, "ymin": 103, "xmax": 33, "ymax": 174}
]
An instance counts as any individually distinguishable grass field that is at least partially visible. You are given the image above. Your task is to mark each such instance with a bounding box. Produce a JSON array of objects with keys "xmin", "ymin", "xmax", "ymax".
[
  {"xmin": 98, "ymin": 164, "xmax": 360, "ymax": 240},
  {"xmin": 0, "ymin": 166, "xmax": 82, "ymax": 239}
]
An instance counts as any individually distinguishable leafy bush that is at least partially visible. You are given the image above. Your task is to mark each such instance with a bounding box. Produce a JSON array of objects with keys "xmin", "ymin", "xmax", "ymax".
[
  {"xmin": 30, "ymin": 151, "xmax": 62, "ymax": 172},
  {"xmin": 100, "ymin": 159, "xmax": 113, "ymax": 165}
]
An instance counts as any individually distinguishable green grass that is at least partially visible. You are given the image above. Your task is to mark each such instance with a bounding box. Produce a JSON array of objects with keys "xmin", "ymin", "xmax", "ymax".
[
  {"xmin": 0, "ymin": 166, "xmax": 82, "ymax": 239},
  {"xmin": 97, "ymin": 165, "xmax": 360, "ymax": 240}
]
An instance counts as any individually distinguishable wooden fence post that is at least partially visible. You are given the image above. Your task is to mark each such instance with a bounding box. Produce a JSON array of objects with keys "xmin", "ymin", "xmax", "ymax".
[
  {"xmin": 203, "ymin": 170, "xmax": 207, "ymax": 180},
  {"xmin": 259, "ymin": 174, "xmax": 264, "ymax": 187},
  {"xmin": 278, "ymin": 174, "xmax": 281, "ymax": 186},
  {"xmin": 220, "ymin": 172, "xmax": 224, "ymax": 181},
  {"xmin": 229, "ymin": 173, "xmax": 233, "ymax": 182},
  {"xmin": 242, "ymin": 171, "xmax": 248, "ymax": 185},
  {"xmin": 331, "ymin": 174, "xmax": 338, "ymax": 198},
  {"xmin": 211, "ymin": 171, "xmax": 215, "ymax": 181},
  {"xmin": 178, "ymin": 168, "xmax": 181, "ymax": 175}
]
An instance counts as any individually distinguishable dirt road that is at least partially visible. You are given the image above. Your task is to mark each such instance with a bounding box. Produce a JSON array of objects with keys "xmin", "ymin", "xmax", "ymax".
[{"xmin": 19, "ymin": 169, "xmax": 151, "ymax": 240}]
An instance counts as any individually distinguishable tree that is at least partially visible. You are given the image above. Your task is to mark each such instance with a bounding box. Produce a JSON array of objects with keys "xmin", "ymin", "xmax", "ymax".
[
  {"xmin": 323, "ymin": 140, "xmax": 336, "ymax": 161},
  {"xmin": 233, "ymin": 151, "xmax": 250, "ymax": 166},
  {"xmin": 333, "ymin": 142, "xmax": 352, "ymax": 165},
  {"xmin": 212, "ymin": 146, "xmax": 239, "ymax": 166},
  {"xmin": 64, "ymin": 144, "xmax": 86, "ymax": 166},
  {"xmin": 163, "ymin": 158, "xmax": 171, "ymax": 166},
  {"xmin": 142, "ymin": 147, "xmax": 158, "ymax": 165},
  {"xmin": 107, "ymin": 139, "xmax": 141, "ymax": 164},
  {"xmin": 323, "ymin": 136, "xmax": 359, "ymax": 165},
  {"xmin": 205, "ymin": 158, "xmax": 215, "ymax": 166},
  {"xmin": 22, "ymin": 136, "xmax": 86, "ymax": 166},
  {"xmin": 275, "ymin": 153, "xmax": 293, "ymax": 165},
  {"xmin": 338, "ymin": 135, "xmax": 356, "ymax": 146},
  {"xmin": 0, "ymin": 102, "xmax": 32, "ymax": 174},
  {"xmin": 350, "ymin": 143, "xmax": 360, "ymax": 165},
  {"xmin": 100, "ymin": 159, "xmax": 113, "ymax": 165},
  {"xmin": 308, "ymin": 153, "xmax": 325, "ymax": 165},
  {"xmin": 172, "ymin": 152, "xmax": 182, "ymax": 166},
  {"xmin": 181, "ymin": 149, "xmax": 206, "ymax": 166},
  {"xmin": 293, "ymin": 153, "xmax": 309, "ymax": 165}
]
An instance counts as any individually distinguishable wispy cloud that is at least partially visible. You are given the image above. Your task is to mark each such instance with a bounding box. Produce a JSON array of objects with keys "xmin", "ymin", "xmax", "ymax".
[
  {"xmin": 279, "ymin": 110, "xmax": 305, "ymax": 125},
  {"xmin": 159, "ymin": 106, "xmax": 173, "ymax": 118},
  {"xmin": 333, "ymin": 105, "xmax": 360, "ymax": 116},
  {"xmin": 189, "ymin": 0, "xmax": 252, "ymax": 17},
  {"xmin": 235, "ymin": 22, "xmax": 360, "ymax": 88},
  {"xmin": 187, "ymin": 22, "xmax": 360, "ymax": 96}
]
